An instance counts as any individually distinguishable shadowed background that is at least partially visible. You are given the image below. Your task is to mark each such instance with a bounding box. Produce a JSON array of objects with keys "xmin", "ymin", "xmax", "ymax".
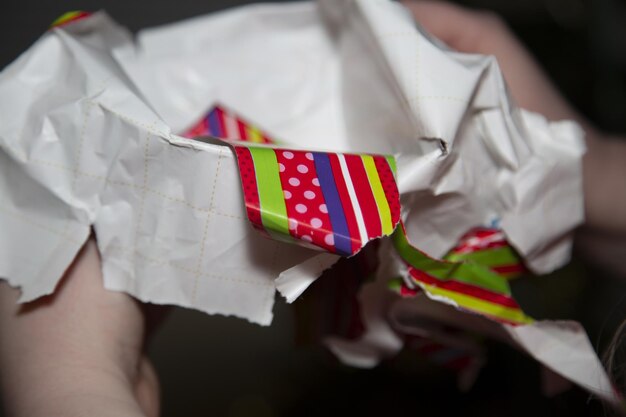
[{"xmin": 1, "ymin": 0, "xmax": 625, "ymax": 416}]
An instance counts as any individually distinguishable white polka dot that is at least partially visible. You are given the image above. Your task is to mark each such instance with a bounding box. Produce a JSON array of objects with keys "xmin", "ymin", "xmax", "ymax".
[
  {"xmin": 301, "ymin": 235, "xmax": 313, "ymax": 242},
  {"xmin": 289, "ymin": 177, "xmax": 300, "ymax": 186},
  {"xmin": 305, "ymin": 152, "xmax": 314, "ymax": 160},
  {"xmin": 311, "ymin": 218, "xmax": 322, "ymax": 228},
  {"xmin": 284, "ymin": 190, "xmax": 292, "ymax": 200},
  {"xmin": 297, "ymin": 164, "xmax": 309, "ymax": 173},
  {"xmin": 312, "ymin": 178, "xmax": 320, "ymax": 187},
  {"xmin": 304, "ymin": 190, "xmax": 316, "ymax": 200},
  {"xmin": 324, "ymin": 234, "xmax": 334, "ymax": 245},
  {"xmin": 295, "ymin": 204, "xmax": 307, "ymax": 214},
  {"xmin": 319, "ymin": 204, "xmax": 328, "ymax": 213},
  {"xmin": 289, "ymin": 219, "xmax": 298, "ymax": 230},
  {"xmin": 283, "ymin": 151, "xmax": 294, "ymax": 159},
  {"xmin": 278, "ymin": 163, "xmax": 285, "ymax": 172}
]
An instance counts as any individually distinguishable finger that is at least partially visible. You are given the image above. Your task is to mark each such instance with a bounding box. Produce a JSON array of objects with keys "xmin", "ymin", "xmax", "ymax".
[
  {"xmin": 135, "ymin": 356, "xmax": 161, "ymax": 417},
  {"xmin": 402, "ymin": 1, "xmax": 504, "ymax": 54},
  {"xmin": 0, "ymin": 237, "xmax": 150, "ymax": 417},
  {"xmin": 402, "ymin": 1, "xmax": 586, "ymax": 125}
]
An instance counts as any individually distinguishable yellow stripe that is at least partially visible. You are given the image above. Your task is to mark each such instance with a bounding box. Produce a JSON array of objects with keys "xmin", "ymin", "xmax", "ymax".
[
  {"xmin": 419, "ymin": 283, "xmax": 534, "ymax": 325},
  {"xmin": 362, "ymin": 155, "xmax": 393, "ymax": 235},
  {"xmin": 247, "ymin": 126, "xmax": 263, "ymax": 143},
  {"xmin": 51, "ymin": 11, "xmax": 82, "ymax": 27}
]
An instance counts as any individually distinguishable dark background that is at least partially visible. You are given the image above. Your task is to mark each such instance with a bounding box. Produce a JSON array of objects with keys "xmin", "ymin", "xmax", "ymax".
[{"xmin": 2, "ymin": 1, "xmax": 626, "ymax": 416}]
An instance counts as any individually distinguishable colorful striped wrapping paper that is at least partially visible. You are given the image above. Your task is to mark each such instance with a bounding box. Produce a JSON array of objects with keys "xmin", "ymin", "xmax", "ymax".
[
  {"xmin": 185, "ymin": 105, "xmax": 529, "ymax": 327},
  {"xmin": 182, "ymin": 106, "xmax": 616, "ymax": 402},
  {"xmin": 185, "ymin": 105, "xmax": 401, "ymax": 256},
  {"xmin": 50, "ymin": 11, "xmax": 92, "ymax": 28}
]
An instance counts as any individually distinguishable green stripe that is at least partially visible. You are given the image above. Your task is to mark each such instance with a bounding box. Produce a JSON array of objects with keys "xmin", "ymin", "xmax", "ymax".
[
  {"xmin": 385, "ymin": 155, "xmax": 397, "ymax": 178},
  {"xmin": 445, "ymin": 246, "xmax": 520, "ymax": 267},
  {"xmin": 387, "ymin": 277, "xmax": 403, "ymax": 293},
  {"xmin": 392, "ymin": 228, "xmax": 511, "ymax": 295},
  {"xmin": 248, "ymin": 147, "xmax": 290, "ymax": 236},
  {"xmin": 418, "ymin": 283, "xmax": 533, "ymax": 324}
]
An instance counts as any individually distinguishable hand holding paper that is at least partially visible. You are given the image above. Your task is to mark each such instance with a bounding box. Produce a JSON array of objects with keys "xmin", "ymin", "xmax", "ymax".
[
  {"xmin": 404, "ymin": 0, "xmax": 626, "ymax": 235},
  {"xmin": 0, "ymin": 1, "xmax": 624, "ymax": 414},
  {"xmin": 0, "ymin": 238, "xmax": 160, "ymax": 417}
]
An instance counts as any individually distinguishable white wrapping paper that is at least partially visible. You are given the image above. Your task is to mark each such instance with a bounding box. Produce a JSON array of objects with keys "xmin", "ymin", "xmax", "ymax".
[{"xmin": 1, "ymin": 0, "xmax": 606, "ymax": 399}]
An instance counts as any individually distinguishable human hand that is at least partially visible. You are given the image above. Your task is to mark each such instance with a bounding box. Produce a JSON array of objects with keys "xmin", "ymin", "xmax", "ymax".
[
  {"xmin": 403, "ymin": 1, "xmax": 626, "ymax": 236},
  {"xmin": 0, "ymin": 237, "xmax": 162, "ymax": 417}
]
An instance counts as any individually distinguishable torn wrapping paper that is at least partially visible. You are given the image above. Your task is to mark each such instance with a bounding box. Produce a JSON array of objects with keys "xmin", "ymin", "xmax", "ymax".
[
  {"xmin": 232, "ymin": 144, "xmax": 401, "ymax": 254},
  {"xmin": 324, "ymin": 240, "xmax": 617, "ymax": 402},
  {"xmin": 0, "ymin": 0, "xmax": 618, "ymax": 405}
]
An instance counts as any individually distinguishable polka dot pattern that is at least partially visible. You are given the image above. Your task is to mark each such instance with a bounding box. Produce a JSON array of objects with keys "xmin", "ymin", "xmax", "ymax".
[
  {"xmin": 232, "ymin": 136, "xmax": 402, "ymax": 257},
  {"xmin": 275, "ymin": 150, "xmax": 335, "ymax": 252}
]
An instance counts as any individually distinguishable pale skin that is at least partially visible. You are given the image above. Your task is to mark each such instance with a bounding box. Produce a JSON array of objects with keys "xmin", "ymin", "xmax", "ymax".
[
  {"xmin": 0, "ymin": 239, "xmax": 160, "ymax": 417},
  {"xmin": 1, "ymin": 2, "xmax": 625, "ymax": 416}
]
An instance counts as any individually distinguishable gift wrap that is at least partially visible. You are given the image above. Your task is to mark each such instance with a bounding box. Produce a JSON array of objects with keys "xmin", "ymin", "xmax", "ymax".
[{"xmin": 0, "ymin": 0, "xmax": 619, "ymax": 404}]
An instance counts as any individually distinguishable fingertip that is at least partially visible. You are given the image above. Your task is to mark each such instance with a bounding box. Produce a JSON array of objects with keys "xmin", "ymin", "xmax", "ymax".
[
  {"xmin": 399, "ymin": 1, "xmax": 474, "ymax": 43},
  {"xmin": 135, "ymin": 356, "xmax": 161, "ymax": 417}
]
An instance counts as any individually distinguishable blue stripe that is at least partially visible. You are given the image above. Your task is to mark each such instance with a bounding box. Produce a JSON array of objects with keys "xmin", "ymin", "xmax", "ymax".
[
  {"xmin": 313, "ymin": 153, "xmax": 351, "ymax": 256},
  {"xmin": 207, "ymin": 109, "xmax": 222, "ymax": 137}
]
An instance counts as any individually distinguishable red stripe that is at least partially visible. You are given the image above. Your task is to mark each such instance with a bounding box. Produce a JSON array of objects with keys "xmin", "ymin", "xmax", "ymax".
[
  {"xmin": 344, "ymin": 154, "xmax": 382, "ymax": 239},
  {"xmin": 220, "ymin": 109, "xmax": 234, "ymax": 139},
  {"xmin": 408, "ymin": 267, "xmax": 521, "ymax": 309},
  {"xmin": 452, "ymin": 228, "xmax": 509, "ymax": 253},
  {"xmin": 237, "ymin": 119, "xmax": 249, "ymax": 141},
  {"xmin": 52, "ymin": 11, "xmax": 92, "ymax": 28},
  {"xmin": 328, "ymin": 155, "xmax": 362, "ymax": 253},
  {"xmin": 491, "ymin": 264, "xmax": 526, "ymax": 275},
  {"xmin": 453, "ymin": 240, "xmax": 508, "ymax": 254},
  {"xmin": 183, "ymin": 118, "xmax": 209, "ymax": 138},
  {"xmin": 467, "ymin": 229, "xmax": 501, "ymax": 239},
  {"xmin": 233, "ymin": 147, "xmax": 263, "ymax": 230},
  {"xmin": 261, "ymin": 134, "xmax": 274, "ymax": 144},
  {"xmin": 400, "ymin": 284, "xmax": 420, "ymax": 297},
  {"xmin": 373, "ymin": 156, "xmax": 401, "ymax": 226}
]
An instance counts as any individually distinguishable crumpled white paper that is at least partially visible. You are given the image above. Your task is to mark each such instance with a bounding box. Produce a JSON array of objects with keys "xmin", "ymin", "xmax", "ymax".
[{"xmin": 0, "ymin": 0, "xmax": 584, "ymax": 338}]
